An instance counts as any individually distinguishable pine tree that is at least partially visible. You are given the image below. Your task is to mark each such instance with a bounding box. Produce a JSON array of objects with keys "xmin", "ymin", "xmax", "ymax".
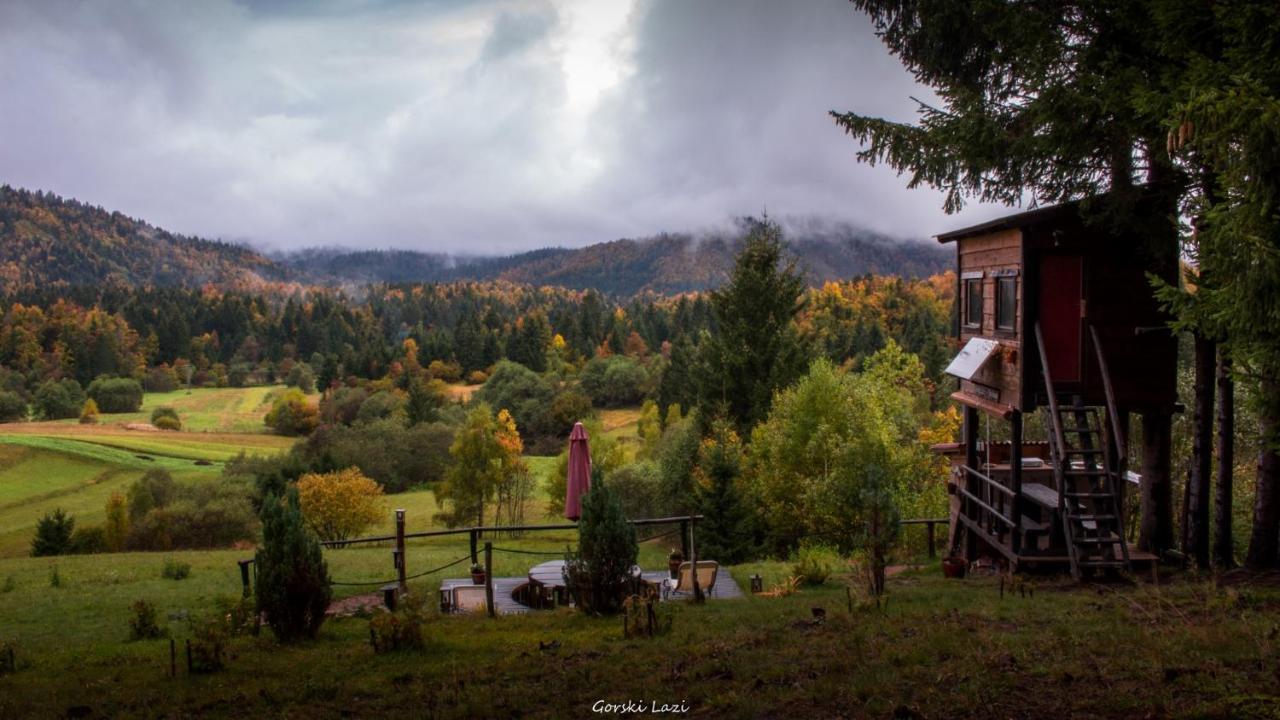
[{"xmin": 254, "ymin": 489, "xmax": 331, "ymax": 642}]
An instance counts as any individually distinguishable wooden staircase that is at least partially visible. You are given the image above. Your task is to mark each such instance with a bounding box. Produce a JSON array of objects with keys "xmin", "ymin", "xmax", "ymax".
[{"xmin": 1035, "ymin": 323, "xmax": 1132, "ymax": 579}]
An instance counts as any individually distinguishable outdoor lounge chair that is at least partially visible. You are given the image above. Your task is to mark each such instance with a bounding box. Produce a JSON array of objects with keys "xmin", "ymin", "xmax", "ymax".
[
  {"xmin": 450, "ymin": 584, "xmax": 489, "ymax": 614},
  {"xmin": 663, "ymin": 561, "xmax": 718, "ymax": 599}
]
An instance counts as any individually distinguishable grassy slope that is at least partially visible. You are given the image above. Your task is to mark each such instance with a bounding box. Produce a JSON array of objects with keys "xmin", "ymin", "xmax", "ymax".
[
  {"xmin": 1, "ymin": 556, "xmax": 1277, "ymax": 718},
  {"xmin": 0, "ymin": 387, "xmax": 296, "ymax": 558}
]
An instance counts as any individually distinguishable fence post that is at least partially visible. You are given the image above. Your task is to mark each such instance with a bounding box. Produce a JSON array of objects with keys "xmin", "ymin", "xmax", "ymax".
[
  {"xmin": 470, "ymin": 528, "xmax": 479, "ymax": 566},
  {"xmin": 237, "ymin": 559, "xmax": 253, "ymax": 598},
  {"xmin": 927, "ymin": 521, "xmax": 936, "ymax": 559},
  {"xmin": 689, "ymin": 517, "xmax": 703, "ymax": 603},
  {"xmin": 395, "ymin": 508, "xmax": 407, "ymax": 592},
  {"xmin": 484, "ymin": 541, "xmax": 495, "ymax": 618},
  {"xmin": 679, "ymin": 519, "xmax": 690, "ymax": 560}
]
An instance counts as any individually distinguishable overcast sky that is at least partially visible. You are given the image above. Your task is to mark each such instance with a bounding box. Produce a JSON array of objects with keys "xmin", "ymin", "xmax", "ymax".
[{"xmin": 0, "ymin": 0, "xmax": 1006, "ymax": 253}]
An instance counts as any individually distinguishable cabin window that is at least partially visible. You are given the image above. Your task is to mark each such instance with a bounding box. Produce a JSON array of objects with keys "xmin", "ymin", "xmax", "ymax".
[
  {"xmin": 996, "ymin": 276, "xmax": 1017, "ymax": 331},
  {"xmin": 964, "ymin": 277, "xmax": 983, "ymax": 329}
]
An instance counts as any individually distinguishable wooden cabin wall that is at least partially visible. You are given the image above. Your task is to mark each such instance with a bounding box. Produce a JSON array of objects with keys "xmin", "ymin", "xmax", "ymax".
[{"xmin": 957, "ymin": 228, "xmax": 1023, "ymax": 410}]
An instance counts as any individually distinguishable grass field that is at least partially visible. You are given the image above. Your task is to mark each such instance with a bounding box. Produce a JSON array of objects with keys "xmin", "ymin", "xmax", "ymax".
[
  {"xmin": 0, "ymin": 387, "xmax": 299, "ymax": 559},
  {"xmin": 1, "ymin": 548, "xmax": 1278, "ymax": 718}
]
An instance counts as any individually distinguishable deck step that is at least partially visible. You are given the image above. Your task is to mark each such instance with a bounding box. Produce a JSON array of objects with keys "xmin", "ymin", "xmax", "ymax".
[
  {"xmin": 1077, "ymin": 560, "xmax": 1127, "ymax": 568},
  {"xmin": 1073, "ymin": 537, "xmax": 1123, "ymax": 545},
  {"xmin": 1064, "ymin": 469, "xmax": 1108, "ymax": 477},
  {"xmin": 1068, "ymin": 514, "xmax": 1116, "ymax": 522},
  {"xmin": 1064, "ymin": 492, "xmax": 1116, "ymax": 499}
]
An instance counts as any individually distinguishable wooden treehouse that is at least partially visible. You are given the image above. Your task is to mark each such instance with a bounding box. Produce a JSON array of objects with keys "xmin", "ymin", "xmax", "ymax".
[{"xmin": 933, "ymin": 198, "xmax": 1178, "ymax": 578}]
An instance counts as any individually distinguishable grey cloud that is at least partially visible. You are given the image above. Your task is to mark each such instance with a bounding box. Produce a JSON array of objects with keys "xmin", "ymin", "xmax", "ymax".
[{"xmin": 0, "ymin": 0, "xmax": 1006, "ymax": 254}]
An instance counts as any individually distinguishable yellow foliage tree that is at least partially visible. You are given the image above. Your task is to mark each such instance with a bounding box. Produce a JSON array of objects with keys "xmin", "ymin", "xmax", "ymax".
[
  {"xmin": 79, "ymin": 398, "xmax": 99, "ymax": 425},
  {"xmin": 104, "ymin": 490, "xmax": 128, "ymax": 551},
  {"xmin": 296, "ymin": 468, "xmax": 386, "ymax": 542}
]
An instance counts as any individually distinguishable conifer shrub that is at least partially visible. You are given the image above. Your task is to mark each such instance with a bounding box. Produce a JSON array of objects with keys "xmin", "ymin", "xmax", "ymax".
[
  {"xmin": 563, "ymin": 482, "xmax": 638, "ymax": 615},
  {"xmin": 151, "ymin": 406, "xmax": 181, "ymax": 430},
  {"xmin": 30, "ymin": 509, "xmax": 74, "ymax": 557},
  {"xmin": 254, "ymin": 489, "xmax": 332, "ymax": 642}
]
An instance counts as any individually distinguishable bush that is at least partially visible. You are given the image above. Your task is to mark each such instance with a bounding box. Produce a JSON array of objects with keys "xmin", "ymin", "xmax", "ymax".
[
  {"xmin": 356, "ymin": 390, "xmax": 405, "ymax": 424},
  {"xmin": 369, "ymin": 595, "xmax": 430, "ymax": 654},
  {"xmin": 790, "ymin": 544, "xmax": 840, "ymax": 586},
  {"xmin": 143, "ymin": 365, "xmax": 179, "ymax": 393},
  {"xmin": 0, "ymin": 391, "xmax": 26, "ymax": 423},
  {"xmin": 128, "ymin": 599, "xmax": 167, "ymax": 640},
  {"xmin": 161, "ymin": 558, "xmax": 192, "ymax": 580},
  {"xmin": 319, "ymin": 386, "xmax": 368, "ymax": 426},
  {"xmin": 296, "ymin": 468, "xmax": 385, "ymax": 541},
  {"xmin": 605, "ymin": 462, "xmax": 664, "ymax": 519},
  {"xmin": 151, "ymin": 406, "xmax": 181, "ymax": 430},
  {"xmin": 255, "ymin": 489, "xmax": 331, "ymax": 642},
  {"xmin": 227, "ymin": 363, "xmax": 252, "ymax": 388},
  {"xmin": 79, "ymin": 398, "xmax": 99, "ymax": 424},
  {"xmin": 87, "ymin": 377, "xmax": 144, "ymax": 413},
  {"xmin": 68, "ymin": 525, "xmax": 107, "ymax": 555},
  {"xmin": 563, "ymin": 484, "xmax": 637, "ymax": 615},
  {"xmin": 128, "ymin": 482, "xmax": 257, "ymax": 551},
  {"xmin": 127, "ymin": 470, "xmax": 178, "ymax": 521},
  {"xmin": 580, "ymin": 356, "xmax": 648, "ymax": 407},
  {"xmin": 300, "ymin": 420, "xmax": 455, "ymax": 493},
  {"xmin": 33, "ymin": 379, "xmax": 85, "ymax": 420},
  {"xmin": 286, "ymin": 363, "xmax": 316, "ymax": 394},
  {"xmin": 265, "ymin": 388, "xmax": 319, "ymax": 436},
  {"xmin": 187, "ymin": 615, "xmax": 228, "ymax": 673},
  {"xmin": 466, "ymin": 370, "xmax": 488, "ymax": 385},
  {"xmin": 428, "ymin": 359, "xmax": 462, "ymax": 383},
  {"xmin": 30, "ymin": 509, "xmax": 74, "ymax": 557}
]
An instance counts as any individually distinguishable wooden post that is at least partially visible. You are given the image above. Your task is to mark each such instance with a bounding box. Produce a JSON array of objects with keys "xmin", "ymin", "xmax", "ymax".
[
  {"xmin": 679, "ymin": 519, "xmax": 690, "ymax": 561},
  {"xmin": 185, "ymin": 639, "xmax": 192, "ymax": 674},
  {"xmin": 169, "ymin": 638, "xmax": 176, "ymax": 679},
  {"xmin": 926, "ymin": 521, "xmax": 936, "ymax": 559},
  {"xmin": 484, "ymin": 541, "xmax": 495, "ymax": 618},
  {"xmin": 237, "ymin": 559, "xmax": 252, "ymax": 598},
  {"xmin": 689, "ymin": 518, "xmax": 703, "ymax": 603},
  {"xmin": 962, "ymin": 405, "xmax": 979, "ymax": 561},
  {"xmin": 1010, "ymin": 411, "xmax": 1023, "ymax": 555},
  {"xmin": 1139, "ymin": 410, "xmax": 1174, "ymax": 554},
  {"xmin": 395, "ymin": 508, "xmax": 407, "ymax": 592},
  {"xmin": 470, "ymin": 528, "xmax": 479, "ymax": 566}
]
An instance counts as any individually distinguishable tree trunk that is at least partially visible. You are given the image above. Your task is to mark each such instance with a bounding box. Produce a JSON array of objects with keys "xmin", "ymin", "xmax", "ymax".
[
  {"xmin": 1183, "ymin": 334, "xmax": 1215, "ymax": 567},
  {"xmin": 1139, "ymin": 411, "xmax": 1173, "ymax": 554},
  {"xmin": 1246, "ymin": 380, "xmax": 1280, "ymax": 569},
  {"xmin": 1213, "ymin": 350, "xmax": 1234, "ymax": 568}
]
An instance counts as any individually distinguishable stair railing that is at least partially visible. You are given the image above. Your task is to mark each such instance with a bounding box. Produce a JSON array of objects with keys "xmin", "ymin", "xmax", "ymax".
[{"xmin": 1087, "ymin": 323, "xmax": 1126, "ymax": 470}]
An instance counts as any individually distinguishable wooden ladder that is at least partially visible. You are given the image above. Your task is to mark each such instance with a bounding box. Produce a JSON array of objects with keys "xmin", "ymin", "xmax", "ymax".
[{"xmin": 1035, "ymin": 322, "xmax": 1131, "ymax": 579}]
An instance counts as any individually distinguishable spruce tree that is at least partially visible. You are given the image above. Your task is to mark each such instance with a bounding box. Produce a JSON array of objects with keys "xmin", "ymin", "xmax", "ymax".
[
  {"xmin": 31, "ymin": 508, "xmax": 74, "ymax": 557},
  {"xmin": 255, "ymin": 488, "xmax": 331, "ymax": 642},
  {"xmin": 695, "ymin": 218, "xmax": 805, "ymax": 434},
  {"xmin": 565, "ymin": 483, "xmax": 638, "ymax": 614},
  {"xmin": 694, "ymin": 420, "xmax": 753, "ymax": 564}
]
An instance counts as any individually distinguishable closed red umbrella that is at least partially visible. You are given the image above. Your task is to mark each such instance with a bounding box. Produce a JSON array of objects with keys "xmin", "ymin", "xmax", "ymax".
[{"xmin": 564, "ymin": 421, "xmax": 592, "ymax": 521}]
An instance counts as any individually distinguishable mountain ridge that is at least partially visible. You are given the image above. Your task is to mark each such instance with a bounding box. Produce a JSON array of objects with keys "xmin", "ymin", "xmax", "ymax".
[{"xmin": 0, "ymin": 186, "xmax": 948, "ymax": 296}]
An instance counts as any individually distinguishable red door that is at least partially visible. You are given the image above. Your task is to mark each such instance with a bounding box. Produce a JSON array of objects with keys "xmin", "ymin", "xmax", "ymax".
[{"xmin": 1038, "ymin": 255, "xmax": 1082, "ymax": 383}]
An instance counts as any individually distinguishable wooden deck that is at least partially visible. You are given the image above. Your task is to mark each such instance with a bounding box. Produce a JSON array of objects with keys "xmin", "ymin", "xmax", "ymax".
[{"xmin": 440, "ymin": 567, "xmax": 745, "ymax": 616}]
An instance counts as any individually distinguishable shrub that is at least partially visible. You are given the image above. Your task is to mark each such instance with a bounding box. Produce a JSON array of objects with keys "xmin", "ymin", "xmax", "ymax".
[
  {"xmin": 300, "ymin": 420, "xmax": 454, "ymax": 493},
  {"xmin": 605, "ymin": 462, "xmax": 664, "ymax": 518},
  {"xmin": 255, "ymin": 489, "xmax": 331, "ymax": 642},
  {"xmin": 356, "ymin": 390, "xmax": 405, "ymax": 424},
  {"xmin": 127, "ymin": 470, "xmax": 177, "ymax": 521},
  {"xmin": 563, "ymin": 483, "xmax": 638, "ymax": 614},
  {"xmin": 1, "ymin": 575, "xmax": 15, "ymax": 593},
  {"xmin": 466, "ymin": 370, "xmax": 488, "ymax": 385},
  {"xmin": 68, "ymin": 525, "xmax": 107, "ymax": 554},
  {"xmin": 286, "ymin": 363, "xmax": 316, "ymax": 394},
  {"xmin": 79, "ymin": 398, "xmax": 99, "ymax": 424},
  {"xmin": 30, "ymin": 509, "xmax": 74, "ymax": 557},
  {"xmin": 128, "ymin": 482, "xmax": 257, "ymax": 551},
  {"xmin": 49, "ymin": 565, "xmax": 61, "ymax": 588},
  {"xmin": 143, "ymin": 365, "xmax": 180, "ymax": 393},
  {"xmin": 227, "ymin": 363, "xmax": 252, "ymax": 388},
  {"xmin": 790, "ymin": 544, "xmax": 840, "ymax": 586},
  {"xmin": 151, "ymin": 406, "xmax": 181, "ymax": 430},
  {"xmin": 580, "ymin": 356, "xmax": 648, "ymax": 407},
  {"xmin": 161, "ymin": 558, "xmax": 192, "ymax": 580},
  {"xmin": 87, "ymin": 377, "xmax": 144, "ymax": 413},
  {"xmin": 104, "ymin": 491, "xmax": 129, "ymax": 551},
  {"xmin": 296, "ymin": 468, "xmax": 385, "ymax": 541},
  {"xmin": 427, "ymin": 359, "xmax": 462, "ymax": 383},
  {"xmin": 0, "ymin": 391, "xmax": 26, "ymax": 423},
  {"xmin": 369, "ymin": 595, "xmax": 430, "ymax": 654},
  {"xmin": 265, "ymin": 388, "xmax": 319, "ymax": 436},
  {"xmin": 33, "ymin": 379, "xmax": 85, "ymax": 420},
  {"xmin": 187, "ymin": 615, "xmax": 228, "ymax": 673},
  {"xmin": 128, "ymin": 599, "xmax": 167, "ymax": 640},
  {"xmin": 319, "ymin": 386, "xmax": 368, "ymax": 426}
]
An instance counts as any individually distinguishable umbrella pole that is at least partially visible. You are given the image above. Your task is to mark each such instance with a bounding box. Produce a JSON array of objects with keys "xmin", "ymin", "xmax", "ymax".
[{"xmin": 689, "ymin": 517, "xmax": 703, "ymax": 603}]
